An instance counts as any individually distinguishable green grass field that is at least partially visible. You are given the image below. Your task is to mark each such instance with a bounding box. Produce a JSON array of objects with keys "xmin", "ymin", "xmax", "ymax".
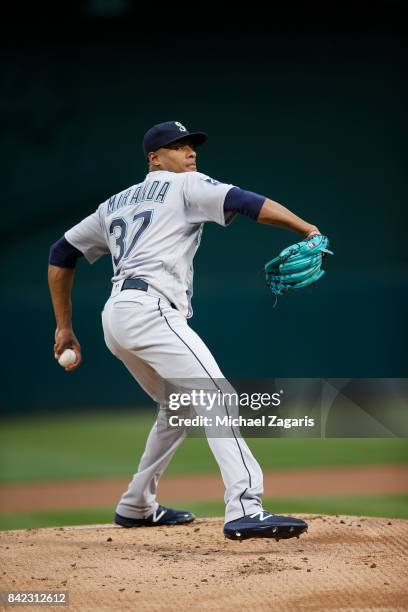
[
  {"xmin": 1, "ymin": 412, "xmax": 407, "ymax": 530},
  {"xmin": 1, "ymin": 411, "xmax": 407, "ymax": 483},
  {"xmin": 1, "ymin": 495, "xmax": 407, "ymax": 531}
]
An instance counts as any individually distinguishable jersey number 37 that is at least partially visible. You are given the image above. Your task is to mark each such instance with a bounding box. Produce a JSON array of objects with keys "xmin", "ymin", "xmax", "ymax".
[{"xmin": 109, "ymin": 210, "xmax": 153, "ymax": 270}]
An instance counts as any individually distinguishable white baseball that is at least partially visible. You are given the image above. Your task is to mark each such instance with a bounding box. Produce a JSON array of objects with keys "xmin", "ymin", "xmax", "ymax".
[{"xmin": 58, "ymin": 349, "xmax": 77, "ymax": 368}]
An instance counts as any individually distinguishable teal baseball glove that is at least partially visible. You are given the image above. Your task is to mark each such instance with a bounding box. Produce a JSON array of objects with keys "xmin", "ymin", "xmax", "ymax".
[{"xmin": 264, "ymin": 234, "xmax": 333, "ymax": 298}]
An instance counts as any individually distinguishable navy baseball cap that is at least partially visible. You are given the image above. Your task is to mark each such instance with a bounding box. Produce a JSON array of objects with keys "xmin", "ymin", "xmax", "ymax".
[{"xmin": 143, "ymin": 121, "xmax": 207, "ymax": 158}]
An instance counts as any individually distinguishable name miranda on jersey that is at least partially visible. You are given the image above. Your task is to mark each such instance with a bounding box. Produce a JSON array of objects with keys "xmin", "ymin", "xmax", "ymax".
[
  {"xmin": 168, "ymin": 415, "xmax": 315, "ymax": 429},
  {"xmin": 107, "ymin": 180, "xmax": 171, "ymax": 214}
]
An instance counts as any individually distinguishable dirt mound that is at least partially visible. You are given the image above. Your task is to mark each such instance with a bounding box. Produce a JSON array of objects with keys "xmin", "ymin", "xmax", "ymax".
[{"xmin": 1, "ymin": 515, "xmax": 407, "ymax": 611}]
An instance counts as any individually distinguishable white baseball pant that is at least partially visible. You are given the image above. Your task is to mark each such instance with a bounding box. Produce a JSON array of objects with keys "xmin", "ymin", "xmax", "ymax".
[{"xmin": 101, "ymin": 283, "xmax": 263, "ymax": 523}]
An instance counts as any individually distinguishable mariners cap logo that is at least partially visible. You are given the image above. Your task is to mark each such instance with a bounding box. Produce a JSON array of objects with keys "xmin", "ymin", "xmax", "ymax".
[{"xmin": 175, "ymin": 122, "xmax": 187, "ymax": 132}]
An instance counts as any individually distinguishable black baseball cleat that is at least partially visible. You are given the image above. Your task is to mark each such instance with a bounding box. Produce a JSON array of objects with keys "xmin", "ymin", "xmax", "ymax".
[
  {"xmin": 224, "ymin": 511, "xmax": 308, "ymax": 541},
  {"xmin": 114, "ymin": 505, "xmax": 195, "ymax": 527}
]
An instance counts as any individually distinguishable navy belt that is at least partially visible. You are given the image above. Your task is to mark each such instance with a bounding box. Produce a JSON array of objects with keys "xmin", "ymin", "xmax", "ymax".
[
  {"xmin": 122, "ymin": 278, "xmax": 149, "ymax": 292},
  {"xmin": 121, "ymin": 278, "xmax": 177, "ymax": 310}
]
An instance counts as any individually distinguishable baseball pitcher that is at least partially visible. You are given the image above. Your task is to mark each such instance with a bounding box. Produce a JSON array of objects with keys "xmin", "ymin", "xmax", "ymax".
[{"xmin": 48, "ymin": 121, "xmax": 326, "ymax": 541}]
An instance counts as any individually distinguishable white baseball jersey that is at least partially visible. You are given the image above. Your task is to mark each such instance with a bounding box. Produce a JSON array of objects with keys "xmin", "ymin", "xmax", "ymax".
[{"xmin": 65, "ymin": 170, "xmax": 236, "ymax": 317}]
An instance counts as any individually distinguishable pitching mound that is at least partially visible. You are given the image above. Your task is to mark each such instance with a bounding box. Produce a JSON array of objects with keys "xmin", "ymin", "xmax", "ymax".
[{"xmin": 1, "ymin": 515, "xmax": 407, "ymax": 611}]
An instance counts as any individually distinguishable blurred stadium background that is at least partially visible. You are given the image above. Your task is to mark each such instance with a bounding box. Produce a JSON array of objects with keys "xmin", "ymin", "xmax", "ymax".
[{"xmin": 0, "ymin": 1, "xmax": 407, "ymax": 529}]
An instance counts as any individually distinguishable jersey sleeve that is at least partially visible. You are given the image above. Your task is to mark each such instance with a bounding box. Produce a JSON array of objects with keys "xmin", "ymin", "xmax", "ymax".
[
  {"xmin": 183, "ymin": 172, "xmax": 236, "ymax": 226},
  {"xmin": 64, "ymin": 204, "xmax": 110, "ymax": 264}
]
